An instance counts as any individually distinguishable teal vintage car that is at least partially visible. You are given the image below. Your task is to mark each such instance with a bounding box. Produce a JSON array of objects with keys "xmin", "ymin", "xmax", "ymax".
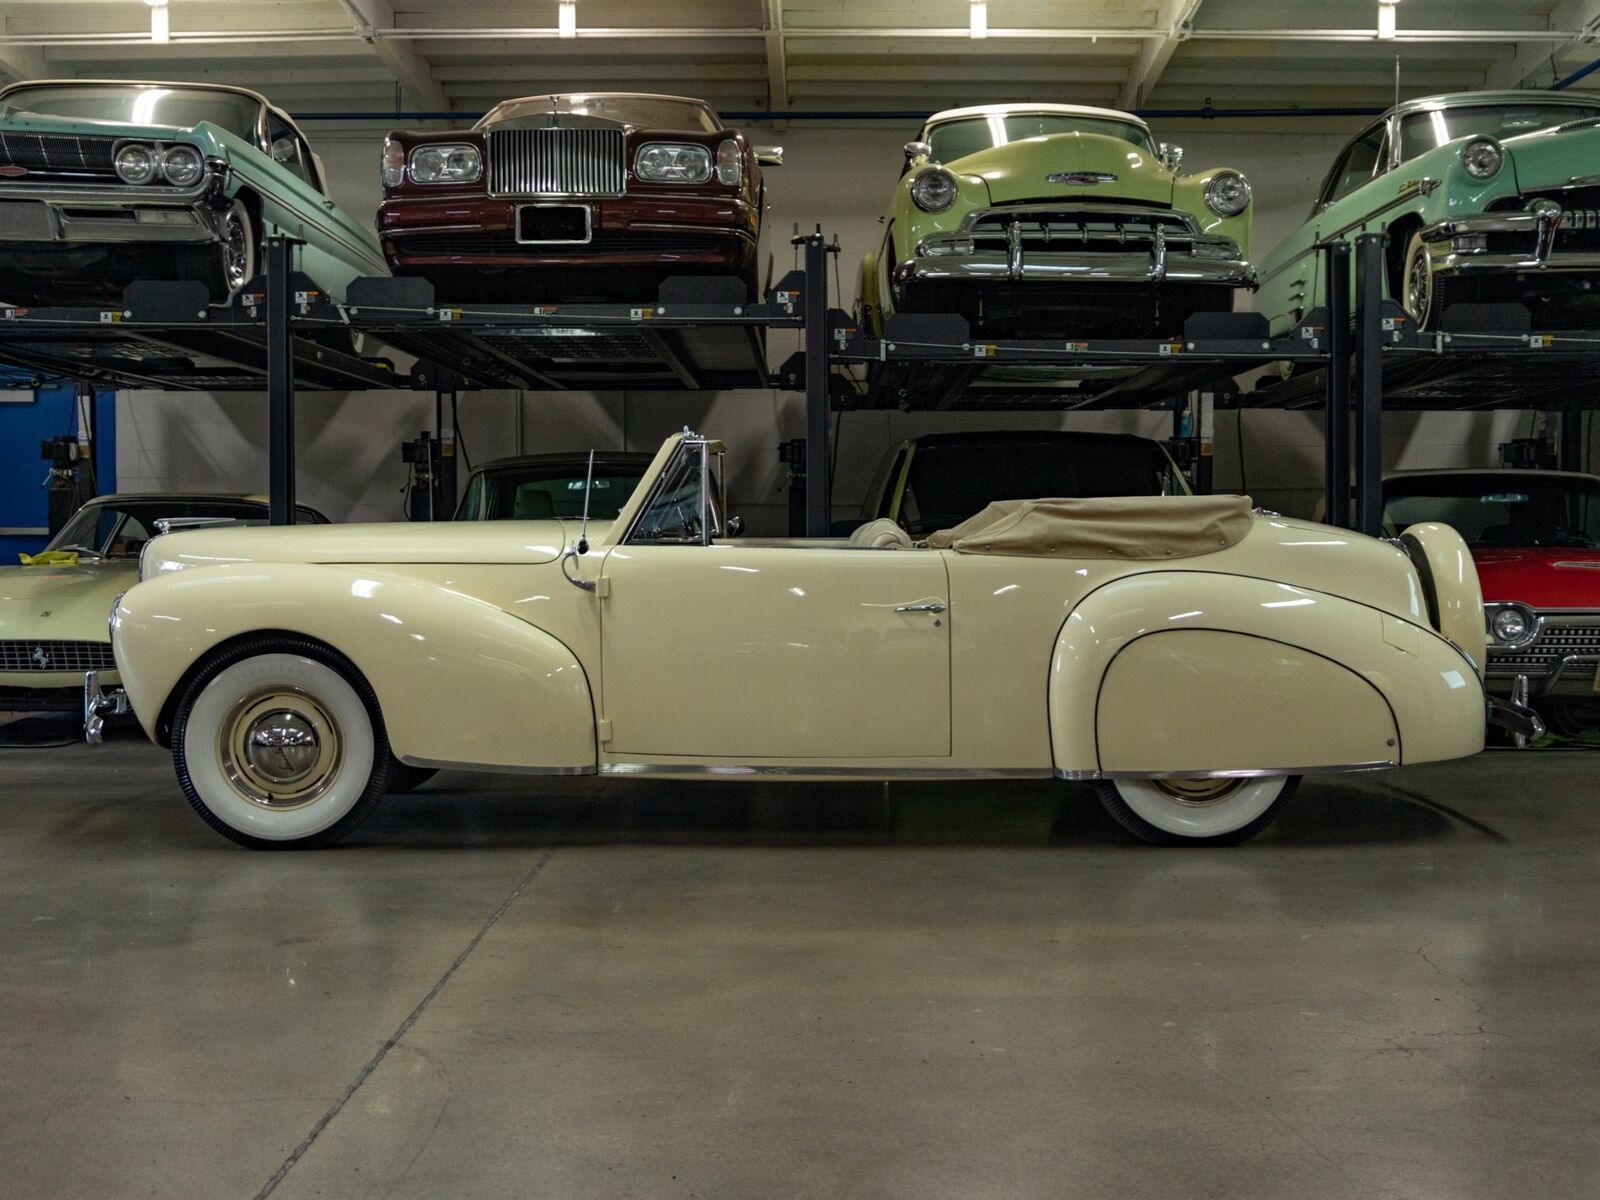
[
  {"xmin": 1256, "ymin": 91, "xmax": 1600, "ymax": 333},
  {"xmin": 0, "ymin": 80, "xmax": 387, "ymax": 305},
  {"xmin": 859, "ymin": 103, "xmax": 1255, "ymax": 339}
]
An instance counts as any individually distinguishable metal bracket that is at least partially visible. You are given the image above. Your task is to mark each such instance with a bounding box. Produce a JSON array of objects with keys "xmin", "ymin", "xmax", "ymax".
[{"xmin": 83, "ymin": 670, "xmax": 129, "ymax": 745}]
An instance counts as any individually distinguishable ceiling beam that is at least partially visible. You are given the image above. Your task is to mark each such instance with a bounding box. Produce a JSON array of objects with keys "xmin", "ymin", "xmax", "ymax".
[
  {"xmin": 0, "ymin": 16, "xmax": 47, "ymax": 82},
  {"xmin": 336, "ymin": 0, "xmax": 449, "ymax": 111},
  {"xmin": 1121, "ymin": 0, "xmax": 1205, "ymax": 110},
  {"xmin": 1485, "ymin": 0, "xmax": 1600, "ymax": 89},
  {"xmin": 763, "ymin": 0, "xmax": 788, "ymax": 119}
]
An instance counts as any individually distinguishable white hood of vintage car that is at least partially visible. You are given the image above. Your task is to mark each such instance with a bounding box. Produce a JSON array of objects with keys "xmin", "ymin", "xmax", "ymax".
[{"xmin": 143, "ymin": 520, "xmax": 579, "ymax": 576}]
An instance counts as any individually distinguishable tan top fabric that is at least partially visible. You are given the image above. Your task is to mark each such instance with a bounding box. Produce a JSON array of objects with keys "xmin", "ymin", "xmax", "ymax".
[{"xmin": 925, "ymin": 495, "xmax": 1256, "ymax": 559}]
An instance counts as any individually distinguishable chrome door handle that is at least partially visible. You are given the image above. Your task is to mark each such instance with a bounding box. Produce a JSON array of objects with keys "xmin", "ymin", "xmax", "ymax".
[{"xmin": 895, "ymin": 600, "xmax": 946, "ymax": 614}]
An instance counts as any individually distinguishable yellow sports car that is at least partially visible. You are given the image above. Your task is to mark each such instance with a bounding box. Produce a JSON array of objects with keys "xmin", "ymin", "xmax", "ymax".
[{"xmin": 1, "ymin": 493, "xmax": 327, "ymax": 725}]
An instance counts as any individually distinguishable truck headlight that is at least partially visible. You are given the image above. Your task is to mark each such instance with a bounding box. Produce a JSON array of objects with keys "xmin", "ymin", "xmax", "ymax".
[
  {"xmin": 1204, "ymin": 171, "xmax": 1251, "ymax": 216},
  {"xmin": 635, "ymin": 143, "xmax": 713, "ymax": 184},
  {"xmin": 1461, "ymin": 137, "xmax": 1503, "ymax": 181},
  {"xmin": 115, "ymin": 143, "xmax": 159, "ymax": 185},
  {"xmin": 910, "ymin": 167, "xmax": 958, "ymax": 213},
  {"xmin": 160, "ymin": 144, "xmax": 205, "ymax": 187},
  {"xmin": 408, "ymin": 143, "xmax": 482, "ymax": 184}
]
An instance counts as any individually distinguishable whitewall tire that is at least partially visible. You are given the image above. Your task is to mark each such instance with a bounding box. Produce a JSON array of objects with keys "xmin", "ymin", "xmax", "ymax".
[
  {"xmin": 172, "ymin": 638, "xmax": 390, "ymax": 849},
  {"xmin": 1401, "ymin": 232, "xmax": 1437, "ymax": 330},
  {"xmin": 1094, "ymin": 775, "xmax": 1298, "ymax": 846}
]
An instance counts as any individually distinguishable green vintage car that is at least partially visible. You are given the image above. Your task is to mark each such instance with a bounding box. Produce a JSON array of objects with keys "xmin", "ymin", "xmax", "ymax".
[
  {"xmin": 1256, "ymin": 91, "xmax": 1600, "ymax": 333},
  {"xmin": 859, "ymin": 103, "xmax": 1255, "ymax": 339},
  {"xmin": 0, "ymin": 80, "xmax": 387, "ymax": 305}
]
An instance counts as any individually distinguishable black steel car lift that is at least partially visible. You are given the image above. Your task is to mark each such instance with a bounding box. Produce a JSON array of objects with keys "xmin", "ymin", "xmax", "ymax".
[{"xmin": 0, "ymin": 232, "xmax": 1594, "ymax": 541}]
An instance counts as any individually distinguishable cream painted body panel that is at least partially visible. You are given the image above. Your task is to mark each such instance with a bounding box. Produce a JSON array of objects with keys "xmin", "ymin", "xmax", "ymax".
[
  {"xmin": 599, "ymin": 543, "xmax": 952, "ymax": 758},
  {"xmin": 112, "ymin": 563, "xmax": 595, "ymax": 771},
  {"xmin": 145, "ymin": 520, "xmax": 568, "ymax": 574},
  {"xmin": 0, "ymin": 559, "xmax": 133, "ymax": 688},
  {"xmin": 1401, "ymin": 521, "xmax": 1488, "ymax": 671}
]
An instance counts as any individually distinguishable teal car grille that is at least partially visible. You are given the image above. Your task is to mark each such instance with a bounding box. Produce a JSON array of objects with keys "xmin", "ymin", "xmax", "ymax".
[{"xmin": 0, "ymin": 132, "xmax": 119, "ymax": 184}]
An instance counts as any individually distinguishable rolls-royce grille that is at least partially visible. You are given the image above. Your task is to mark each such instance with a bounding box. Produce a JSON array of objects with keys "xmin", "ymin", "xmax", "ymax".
[
  {"xmin": 0, "ymin": 132, "xmax": 120, "ymax": 184},
  {"xmin": 1487, "ymin": 618, "xmax": 1600, "ymax": 676},
  {"xmin": 967, "ymin": 208, "xmax": 1200, "ymax": 253},
  {"xmin": 487, "ymin": 129, "xmax": 626, "ymax": 199},
  {"xmin": 0, "ymin": 639, "xmax": 116, "ymax": 673}
]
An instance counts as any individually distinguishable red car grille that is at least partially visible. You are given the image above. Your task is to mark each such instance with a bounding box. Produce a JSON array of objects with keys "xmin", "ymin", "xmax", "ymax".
[
  {"xmin": 0, "ymin": 131, "xmax": 120, "ymax": 184},
  {"xmin": 486, "ymin": 128, "xmax": 626, "ymax": 199},
  {"xmin": 1487, "ymin": 617, "xmax": 1600, "ymax": 676},
  {"xmin": 0, "ymin": 639, "xmax": 115, "ymax": 673}
]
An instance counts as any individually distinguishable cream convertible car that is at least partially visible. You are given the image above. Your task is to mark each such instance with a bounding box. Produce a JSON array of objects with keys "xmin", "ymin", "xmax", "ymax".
[{"xmin": 110, "ymin": 432, "xmax": 1506, "ymax": 849}]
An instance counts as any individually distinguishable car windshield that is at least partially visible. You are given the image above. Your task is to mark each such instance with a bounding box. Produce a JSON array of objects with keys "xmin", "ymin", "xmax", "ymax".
[
  {"xmin": 478, "ymin": 95, "xmax": 720, "ymax": 132},
  {"xmin": 925, "ymin": 113, "xmax": 1155, "ymax": 162},
  {"xmin": 455, "ymin": 460, "xmax": 649, "ymax": 521},
  {"xmin": 1385, "ymin": 476, "xmax": 1600, "ymax": 548},
  {"xmin": 893, "ymin": 439, "xmax": 1185, "ymax": 537},
  {"xmin": 0, "ymin": 85, "xmax": 261, "ymax": 138},
  {"xmin": 1396, "ymin": 103, "xmax": 1600, "ymax": 163},
  {"xmin": 44, "ymin": 498, "xmax": 291, "ymax": 558}
]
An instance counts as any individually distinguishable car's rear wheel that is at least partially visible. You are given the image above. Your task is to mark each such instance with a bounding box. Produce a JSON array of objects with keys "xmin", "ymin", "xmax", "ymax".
[
  {"xmin": 171, "ymin": 637, "xmax": 389, "ymax": 849},
  {"xmin": 1094, "ymin": 775, "xmax": 1297, "ymax": 846}
]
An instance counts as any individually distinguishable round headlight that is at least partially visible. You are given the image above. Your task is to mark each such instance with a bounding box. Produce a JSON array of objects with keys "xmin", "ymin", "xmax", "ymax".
[
  {"xmin": 115, "ymin": 143, "xmax": 158, "ymax": 186},
  {"xmin": 1462, "ymin": 137, "xmax": 1504, "ymax": 181},
  {"xmin": 910, "ymin": 167, "xmax": 958, "ymax": 213},
  {"xmin": 160, "ymin": 144, "xmax": 205, "ymax": 188},
  {"xmin": 408, "ymin": 143, "xmax": 482, "ymax": 185},
  {"xmin": 1490, "ymin": 605, "xmax": 1532, "ymax": 644},
  {"xmin": 1204, "ymin": 170, "xmax": 1251, "ymax": 216}
]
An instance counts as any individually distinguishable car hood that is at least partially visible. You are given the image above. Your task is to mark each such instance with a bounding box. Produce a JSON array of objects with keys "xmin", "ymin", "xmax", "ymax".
[
  {"xmin": 947, "ymin": 131, "xmax": 1173, "ymax": 207},
  {"xmin": 145, "ymin": 520, "xmax": 576, "ymax": 575},
  {"xmin": 1503, "ymin": 122, "xmax": 1600, "ymax": 192},
  {"xmin": 0, "ymin": 559, "xmax": 138, "ymax": 642},
  {"xmin": 1473, "ymin": 546, "xmax": 1600, "ymax": 609}
]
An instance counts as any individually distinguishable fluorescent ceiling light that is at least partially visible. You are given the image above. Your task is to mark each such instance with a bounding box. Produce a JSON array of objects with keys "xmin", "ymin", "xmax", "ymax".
[
  {"xmin": 146, "ymin": 0, "xmax": 169, "ymax": 43},
  {"xmin": 1377, "ymin": 0, "xmax": 1399, "ymax": 40},
  {"xmin": 558, "ymin": 0, "xmax": 577, "ymax": 39},
  {"xmin": 970, "ymin": 1, "xmax": 988, "ymax": 40}
]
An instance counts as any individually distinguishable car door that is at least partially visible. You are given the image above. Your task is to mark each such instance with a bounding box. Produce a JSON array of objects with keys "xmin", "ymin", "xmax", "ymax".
[
  {"xmin": 598, "ymin": 445, "xmax": 952, "ymax": 760},
  {"xmin": 1311, "ymin": 121, "xmax": 1391, "ymax": 313}
]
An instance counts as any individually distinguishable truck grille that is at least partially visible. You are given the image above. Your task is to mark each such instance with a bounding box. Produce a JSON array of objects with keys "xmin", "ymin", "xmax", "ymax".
[
  {"xmin": 1487, "ymin": 616, "xmax": 1600, "ymax": 676},
  {"xmin": 965, "ymin": 207, "xmax": 1201, "ymax": 253},
  {"xmin": 0, "ymin": 639, "xmax": 115, "ymax": 673},
  {"xmin": 0, "ymin": 132, "xmax": 120, "ymax": 184},
  {"xmin": 486, "ymin": 129, "xmax": 626, "ymax": 199}
]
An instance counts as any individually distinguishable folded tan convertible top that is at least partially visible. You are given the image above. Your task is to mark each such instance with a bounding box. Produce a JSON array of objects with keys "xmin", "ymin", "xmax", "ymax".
[{"xmin": 925, "ymin": 495, "xmax": 1256, "ymax": 559}]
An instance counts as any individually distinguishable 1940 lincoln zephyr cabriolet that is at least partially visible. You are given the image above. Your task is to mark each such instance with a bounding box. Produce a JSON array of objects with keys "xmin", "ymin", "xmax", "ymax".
[{"xmin": 110, "ymin": 432, "xmax": 1513, "ymax": 850}]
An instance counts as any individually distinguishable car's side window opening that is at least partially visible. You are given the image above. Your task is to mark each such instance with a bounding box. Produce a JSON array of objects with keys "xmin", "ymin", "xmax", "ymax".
[{"xmin": 627, "ymin": 440, "xmax": 728, "ymax": 545}]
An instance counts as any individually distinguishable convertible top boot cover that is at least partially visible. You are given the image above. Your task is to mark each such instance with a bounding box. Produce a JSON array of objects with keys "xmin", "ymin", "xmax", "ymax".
[{"xmin": 925, "ymin": 495, "xmax": 1255, "ymax": 559}]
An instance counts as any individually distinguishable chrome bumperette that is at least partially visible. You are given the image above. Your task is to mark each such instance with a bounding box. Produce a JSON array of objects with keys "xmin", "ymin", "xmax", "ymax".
[
  {"xmin": 83, "ymin": 669, "xmax": 129, "ymax": 745},
  {"xmin": 486, "ymin": 127, "xmax": 626, "ymax": 199}
]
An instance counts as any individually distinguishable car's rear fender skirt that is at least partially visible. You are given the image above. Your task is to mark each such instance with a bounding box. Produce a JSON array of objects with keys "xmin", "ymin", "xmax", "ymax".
[
  {"xmin": 1049, "ymin": 571, "xmax": 1485, "ymax": 776},
  {"xmin": 114, "ymin": 563, "xmax": 596, "ymax": 771}
]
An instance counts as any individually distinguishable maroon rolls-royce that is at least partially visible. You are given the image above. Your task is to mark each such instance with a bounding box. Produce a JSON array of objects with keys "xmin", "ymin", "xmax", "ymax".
[{"xmin": 378, "ymin": 93, "xmax": 777, "ymax": 303}]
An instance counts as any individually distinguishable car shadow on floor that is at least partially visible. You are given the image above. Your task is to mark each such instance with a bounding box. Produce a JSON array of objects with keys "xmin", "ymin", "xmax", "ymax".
[{"xmin": 352, "ymin": 773, "xmax": 1475, "ymax": 851}]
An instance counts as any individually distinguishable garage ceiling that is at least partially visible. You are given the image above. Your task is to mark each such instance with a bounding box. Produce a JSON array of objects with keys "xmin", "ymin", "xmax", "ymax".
[{"xmin": 0, "ymin": 0, "xmax": 1597, "ymax": 120}]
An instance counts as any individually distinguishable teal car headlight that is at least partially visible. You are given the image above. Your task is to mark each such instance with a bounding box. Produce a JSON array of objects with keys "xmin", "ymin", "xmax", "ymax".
[
  {"xmin": 115, "ymin": 143, "xmax": 159, "ymax": 186},
  {"xmin": 159, "ymin": 144, "xmax": 205, "ymax": 188},
  {"xmin": 910, "ymin": 167, "xmax": 958, "ymax": 213},
  {"xmin": 1204, "ymin": 171, "xmax": 1251, "ymax": 216},
  {"xmin": 408, "ymin": 143, "xmax": 482, "ymax": 185},
  {"xmin": 1461, "ymin": 137, "xmax": 1504, "ymax": 181},
  {"xmin": 635, "ymin": 143, "xmax": 713, "ymax": 184}
]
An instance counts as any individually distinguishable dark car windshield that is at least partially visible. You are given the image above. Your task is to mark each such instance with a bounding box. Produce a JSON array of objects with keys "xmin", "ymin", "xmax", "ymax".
[
  {"xmin": 926, "ymin": 113, "xmax": 1155, "ymax": 162},
  {"xmin": 455, "ymin": 460, "xmax": 650, "ymax": 521},
  {"xmin": 1385, "ymin": 475, "xmax": 1600, "ymax": 548},
  {"xmin": 0, "ymin": 85, "xmax": 261, "ymax": 138},
  {"xmin": 478, "ymin": 95, "xmax": 719, "ymax": 132},
  {"xmin": 44, "ymin": 498, "xmax": 322, "ymax": 559},
  {"xmin": 1396, "ymin": 103, "xmax": 1600, "ymax": 164},
  {"xmin": 892, "ymin": 438, "xmax": 1182, "ymax": 537}
]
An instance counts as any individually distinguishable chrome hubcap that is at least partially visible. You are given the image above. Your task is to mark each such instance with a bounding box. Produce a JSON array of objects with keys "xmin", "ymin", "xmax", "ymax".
[
  {"xmin": 1407, "ymin": 250, "xmax": 1431, "ymax": 322},
  {"xmin": 219, "ymin": 688, "xmax": 341, "ymax": 809},
  {"xmin": 1152, "ymin": 777, "xmax": 1249, "ymax": 806},
  {"xmin": 223, "ymin": 214, "xmax": 248, "ymax": 292}
]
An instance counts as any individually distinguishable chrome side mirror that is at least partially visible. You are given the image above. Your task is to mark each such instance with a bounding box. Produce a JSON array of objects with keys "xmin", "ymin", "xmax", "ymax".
[
  {"xmin": 755, "ymin": 146, "xmax": 784, "ymax": 166},
  {"xmin": 1159, "ymin": 142, "xmax": 1184, "ymax": 173},
  {"xmin": 904, "ymin": 140, "xmax": 932, "ymax": 161}
]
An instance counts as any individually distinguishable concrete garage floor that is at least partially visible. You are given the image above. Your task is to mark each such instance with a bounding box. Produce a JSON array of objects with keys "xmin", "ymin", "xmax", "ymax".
[{"xmin": 2, "ymin": 726, "xmax": 1598, "ymax": 1200}]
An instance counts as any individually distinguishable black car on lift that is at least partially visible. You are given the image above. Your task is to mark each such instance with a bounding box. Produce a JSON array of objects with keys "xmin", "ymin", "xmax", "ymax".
[{"xmin": 844, "ymin": 430, "xmax": 1190, "ymax": 538}]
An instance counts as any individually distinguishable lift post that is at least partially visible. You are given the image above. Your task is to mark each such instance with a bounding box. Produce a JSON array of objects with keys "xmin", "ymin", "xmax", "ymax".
[
  {"xmin": 265, "ymin": 237, "xmax": 296, "ymax": 526},
  {"xmin": 1323, "ymin": 241, "xmax": 1353, "ymax": 529},
  {"xmin": 800, "ymin": 232, "xmax": 833, "ymax": 536},
  {"xmin": 434, "ymin": 389, "xmax": 458, "ymax": 518},
  {"xmin": 1352, "ymin": 233, "xmax": 1386, "ymax": 537}
]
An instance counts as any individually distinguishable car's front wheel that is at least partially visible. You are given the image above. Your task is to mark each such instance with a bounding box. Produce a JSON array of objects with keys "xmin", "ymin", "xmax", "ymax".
[
  {"xmin": 171, "ymin": 637, "xmax": 390, "ymax": 849},
  {"xmin": 1401, "ymin": 232, "xmax": 1439, "ymax": 330},
  {"xmin": 204, "ymin": 198, "xmax": 257, "ymax": 303},
  {"xmin": 1094, "ymin": 775, "xmax": 1297, "ymax": 846}
]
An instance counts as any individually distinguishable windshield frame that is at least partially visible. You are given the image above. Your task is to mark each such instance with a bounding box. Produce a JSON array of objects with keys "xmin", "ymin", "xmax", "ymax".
[
  {"xmin": 0, "ymin": 83, "xmax": 265, "ymax": 141},
  {"xmin": 477, "ymin": 94, "xmax": 721, "ymax": 133},
  {"xmin": 1393, "ymin": 100, "xmax": 1600, "ymax": 167},
  {"xmin": 922, "ymin": 111, "xmax": 1156, "ymax": 162}
]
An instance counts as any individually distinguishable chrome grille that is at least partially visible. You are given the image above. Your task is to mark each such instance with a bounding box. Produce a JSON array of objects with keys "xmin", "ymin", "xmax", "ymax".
[
  {"xmin": 967, "ymin": 207, "xmax": 1199, "ymax": 253},
  {"xmin": 0, "ymin": 639, "xmax": 115, "ymax": 673},
  {"xmin": 487, "ymin": 129, "xmax": 626, "ymax": 198},
  {"xmin": 0, "ymin": 131, "xmax": 119, "ymax": 183},
  {"xmin": 1487, "ymin": 616, "xmax": 1600, "ymax": 676},
  {"xmin": 1557, "ymin": 208, "xmax": 1600, "ymax": 231}
]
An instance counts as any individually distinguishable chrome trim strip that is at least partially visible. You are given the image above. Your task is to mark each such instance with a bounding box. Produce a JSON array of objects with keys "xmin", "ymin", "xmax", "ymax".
[
  {"xmin": 599, "ymin": 763, "xmax": 1056, "ymax": 779},
  {"xmin": 395, "ymin": 755, "xmax": 596, "ymax": 776},
  {"xmin": 1059, "ymin": 761, "xmax": 1398, "ymax": 782}
]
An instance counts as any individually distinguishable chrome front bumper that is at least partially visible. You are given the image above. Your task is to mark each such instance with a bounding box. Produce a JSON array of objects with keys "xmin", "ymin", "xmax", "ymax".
[
  {"xmin": 1421, "ymin": 209, "xmax": 1600, "ymax": 275},
  {"xmin": 0, "ymin": 180, "xmax": 219, "ymax": 247},
  {"xmin": 900, "ymin": 226, "xmax": 1255, "ymax": 288}
]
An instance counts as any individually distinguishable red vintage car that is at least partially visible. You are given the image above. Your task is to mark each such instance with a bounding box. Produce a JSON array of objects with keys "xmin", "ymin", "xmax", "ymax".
[
  {"xmin": 1384, "ymin": 469, "xmax": 1600, "ymax": 732},
  {"xmin": 377, "ymin": 93, "xmax": 776, "ymax": 303}
]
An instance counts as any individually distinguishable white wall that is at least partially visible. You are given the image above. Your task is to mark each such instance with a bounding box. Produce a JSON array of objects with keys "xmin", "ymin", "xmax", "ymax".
[{"xmin": 115, "ymin": 119, "xmax": 1552, "ymax": 530}]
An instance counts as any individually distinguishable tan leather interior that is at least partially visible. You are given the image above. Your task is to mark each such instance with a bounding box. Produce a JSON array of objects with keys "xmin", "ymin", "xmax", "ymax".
[{"xmin": 847, "ymin": 518, "xmax": 914, "ymax": 550}]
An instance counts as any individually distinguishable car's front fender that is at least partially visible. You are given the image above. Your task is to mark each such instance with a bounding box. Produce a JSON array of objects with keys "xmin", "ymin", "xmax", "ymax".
[
  {"xmin": 113, "ymin": 563, "xmax": 596, "ymax": 772},
  {"xmin": 1050, "ymin": 571, "xmax": 1484, "ymax": 776}
]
